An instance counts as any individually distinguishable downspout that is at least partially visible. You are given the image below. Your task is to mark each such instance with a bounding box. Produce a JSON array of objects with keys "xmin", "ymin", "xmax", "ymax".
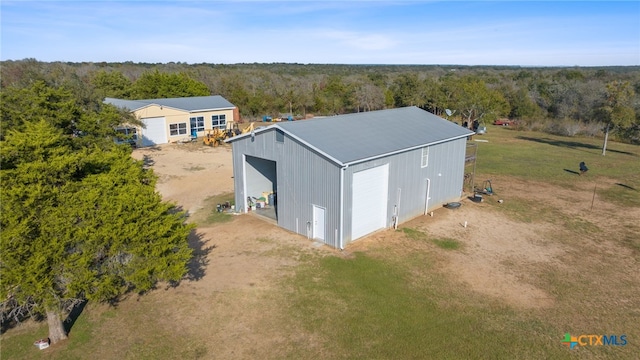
[
  {"xmin": 339, "ymin": 164, "xmax": 348, "ymax": 250},
  {"xmin": 242, "ymin": 154, "xmax": 248, "ymax": 213}
]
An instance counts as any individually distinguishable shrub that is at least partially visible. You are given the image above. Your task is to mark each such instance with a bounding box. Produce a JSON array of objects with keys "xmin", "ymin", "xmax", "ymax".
[
  {"xmin": 517, "ymin": 118, "xmax": 550, "ymax": 132},
  {"xmin": 548, "ymin": 118, "xmax": 583, "ymax": 137},
  {"xmin": 582, "ymin": 121, "xmax": 603, "ymax": 137}
]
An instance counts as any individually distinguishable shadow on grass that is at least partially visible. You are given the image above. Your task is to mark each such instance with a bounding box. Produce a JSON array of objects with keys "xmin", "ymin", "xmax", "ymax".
[
  {"xmin": 185, "ymin": 229, "xmax": 215, "ymax": 281},
  {"xmin": 517, "ymin": 136, "xmax": 636, "ymax": 156},
  {"xmin": 0, "ymin": 301, "xmax": 88, "ymax": 336},
  {"xmin": 0, "ymin": 311, "xmax": 43, "ymax": 335},
  {"xmin": 64, "ymin": 300, "xmax": 87, "ymax": 335},
  {"xmin": 616, "ymin": 183, "xmax": 637, "ymax": 191},
  {"xmin": 563, "ymin": 169, "xmax": 580, "ymax": 175}
]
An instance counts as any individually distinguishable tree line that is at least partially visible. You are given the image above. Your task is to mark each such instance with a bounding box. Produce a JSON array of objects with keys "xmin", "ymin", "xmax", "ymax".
[{"xmin": 2, "ymin": 59, "xmax": 639, "ymax": 142}]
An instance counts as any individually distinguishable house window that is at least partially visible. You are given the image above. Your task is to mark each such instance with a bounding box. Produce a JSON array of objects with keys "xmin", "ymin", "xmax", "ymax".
[
  {"xmin": 276, "ymin": 129, "xmax": 284, "ymax": 143},
  {"xmin": 421, "ymin": 147, "xmax": 429, "ymax": 168},
  {"xmin": 116, "ymin": 127, "xmax": 138, "ymax": 140},
  {"xmin": 170, "ymin": 123, "xmax": 187, "ymax": 136},
  {"xmin": 190, "ymin": 116, "xmax": 205, "ymax": 133},
  {"xmin": 115, "ymin": 127, "xmax": 138, "ymax": 145},
  {"xmin": 212, "ymin": 114, "xmax": 226, "ymax": 130}
]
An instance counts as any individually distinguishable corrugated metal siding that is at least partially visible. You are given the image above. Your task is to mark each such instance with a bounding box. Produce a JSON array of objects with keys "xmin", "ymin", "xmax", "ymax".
[
  {"xmin": 424, "ymin": 138, "xmax": 467, "ymax": 208},
  {"xmin": 231, "ymin": 128, "xmax": 341, "ymax": 247},
  {"xmin": 342, "ymin": 137, "xmax": 467, "ymax": 246},
  {"xmin": 232, "ymin": 125, "xmax": 468, "ymax": 248}
]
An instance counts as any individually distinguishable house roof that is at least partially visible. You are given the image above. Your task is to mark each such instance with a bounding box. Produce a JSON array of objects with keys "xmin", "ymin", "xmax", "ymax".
[
  {"xmin": 229, "ymin": 106, "xmax": 474, "ymax": 166},
  {"xmin": 104, "ymin": 95, "xmax": 235, "ymax": 112}
]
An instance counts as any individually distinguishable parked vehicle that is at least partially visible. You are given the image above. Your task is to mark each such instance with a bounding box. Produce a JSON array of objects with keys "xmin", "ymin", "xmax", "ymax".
[{"xmin": 493, "ymin": 119, "xmax": 516, "ymax": 126}]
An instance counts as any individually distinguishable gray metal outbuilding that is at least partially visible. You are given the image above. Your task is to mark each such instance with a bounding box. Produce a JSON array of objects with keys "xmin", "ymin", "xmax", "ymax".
[{"xmin": 226, "ymin": 106, "xmax": 474, "ymax": 248}]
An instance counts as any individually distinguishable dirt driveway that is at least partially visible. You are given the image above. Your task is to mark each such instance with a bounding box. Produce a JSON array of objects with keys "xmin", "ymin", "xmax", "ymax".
[
  {"xmin": 132, "ymin": 141, "xmax": 333, "ymax": 287},
  {"xmin": 132, "ymin": 142, "xmax": 235, "ymax": 215}
]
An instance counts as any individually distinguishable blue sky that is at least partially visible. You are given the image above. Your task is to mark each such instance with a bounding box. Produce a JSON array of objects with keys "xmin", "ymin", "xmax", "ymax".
[{"xmin": 1, "ymin": 1, "xmax": 638, "ymax": 66}]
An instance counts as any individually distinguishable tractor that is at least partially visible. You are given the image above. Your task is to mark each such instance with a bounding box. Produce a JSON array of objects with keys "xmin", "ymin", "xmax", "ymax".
[
  {"xmin": 203, "ymin": 128, "xmax": 227, "ymax": 147},
  {"xmin": 203, "ymin": 123, "xmax": 254, "ymax": 147}
]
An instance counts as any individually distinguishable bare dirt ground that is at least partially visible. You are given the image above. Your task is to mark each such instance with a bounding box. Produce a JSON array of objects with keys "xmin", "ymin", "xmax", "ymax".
[
  {"xmin": 125, "ymin": 142, "xmax": 639, "ymax": 358},
  {"xmin": 132, "ymin": 142, "xmax": 235, "ymax": 215},
  {"xmin": 128, "ymin": 143, "xmax": 334, "ymax": 358},
  {"xmin": 134, "ymin": 142, "xmax": 640, "ymax": 310}
]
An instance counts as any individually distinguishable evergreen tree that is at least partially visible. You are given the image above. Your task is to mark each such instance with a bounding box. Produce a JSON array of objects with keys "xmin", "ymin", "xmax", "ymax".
[
  {"xmin": 0, "ymin": 120, "xmax": 193, "ymax": 343},
  {"xmin": 0, "ymin": 81, "xmax": 81, "ymax": 139},
  {"xmin": 91, "ymin": 70, "xmax": 133, "ymax": 99}
]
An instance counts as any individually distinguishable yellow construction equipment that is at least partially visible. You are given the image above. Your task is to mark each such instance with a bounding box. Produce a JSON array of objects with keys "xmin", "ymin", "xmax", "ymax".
[
  {"xmin": 241, "ymin": 122, "xmax": 254, "ymax": 134},
  {"xmin": 203, "ymin": 128, "xmax": 227, "ymax": 147},
  {"xmin": 203, "ymin": 123, "xmax": 254, "ymax": 147}
]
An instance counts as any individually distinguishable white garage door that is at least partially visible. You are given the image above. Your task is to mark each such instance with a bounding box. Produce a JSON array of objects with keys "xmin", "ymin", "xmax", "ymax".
[
  {"xmin": 141, "ymin": 117, "xmax": 167, "ymax": 146},
  {"xmin": 351, "ymin": 164, "xmax": 389, "ymax": 240}
]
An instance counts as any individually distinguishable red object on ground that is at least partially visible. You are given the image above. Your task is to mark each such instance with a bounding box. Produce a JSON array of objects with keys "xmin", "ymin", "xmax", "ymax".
[{"xmin": 493, "ymin": 119, "xmax": 515, "ymax": 126}]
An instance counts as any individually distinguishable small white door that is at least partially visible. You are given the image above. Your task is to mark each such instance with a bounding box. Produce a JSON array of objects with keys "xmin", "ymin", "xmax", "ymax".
[{"xmin": 313, "ymin": 205, "xmax": 325, "ymax": 241}]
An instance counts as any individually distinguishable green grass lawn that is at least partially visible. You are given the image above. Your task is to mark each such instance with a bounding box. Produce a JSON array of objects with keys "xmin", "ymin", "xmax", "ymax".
[
  {"xmin": 286, "ymin": 252, "xmax": 566, "ymax": 359},
  {"xmin": 2, "ymin": 128, "xmax": 638, "ymax": 359},
  {"xmin": 474, "ymin": 127, "xmax": 640, "ymax": 206},
  {"xmin": 191, "ymin": 192, "xmax": 235, "ymax": 225}
]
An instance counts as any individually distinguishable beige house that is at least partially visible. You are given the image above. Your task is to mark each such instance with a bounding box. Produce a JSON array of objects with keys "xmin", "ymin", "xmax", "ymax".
[{"xmin": 105, "ymin": 96, "xmax": 238, "ymax": 147}]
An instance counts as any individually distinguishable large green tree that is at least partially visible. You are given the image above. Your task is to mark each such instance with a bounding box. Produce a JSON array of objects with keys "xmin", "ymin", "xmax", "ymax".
[
  {"xmin": 598, "ymin": 80, "xmax": 636, "ymax": 155},
  {"xmin": 454, "ymin": 75, "xmax": 510, "ymax": 128},
  {"xmin": 503, "ymin": 87, "xmax": 540, "ymax": 120},
  {"xmin": 391, "ymin": 73, "xmax": 425, "ymax": 108},
  {"xmin": 0, "ymin": 81, "xmax": 81, "ymax": 139},
  {"xmin": 0, "ymin": 108, "xmax": 193, "ymax": 343},
  {"xmin": 1, "ymin": 81, "xmax": 138, "ymax": 145},
  {"xmin": 313, "ymin": 76, "xmax": 355, "ymax": 115},
  {"xmin": 130, "ymin": 70, "xmax": 210, "ymax": 99},
  {"xmin": 91, "ymin": 70, "xmax": 133, "ymax": 99}
]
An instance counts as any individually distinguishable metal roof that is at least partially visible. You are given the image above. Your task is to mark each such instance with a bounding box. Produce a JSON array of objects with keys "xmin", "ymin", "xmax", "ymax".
[
  {"xmin": 104, "ymin": 95, "xmax": 235, "ymax": 112},
  {"xmin": 229, "ymin": 106, "xmax": 474, "ymax": 166}
]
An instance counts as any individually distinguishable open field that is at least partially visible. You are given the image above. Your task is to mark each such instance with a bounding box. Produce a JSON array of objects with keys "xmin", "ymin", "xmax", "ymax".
[{"xmin": 2, "ymin": 127, "xmax": 639, "ymax": 359}]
